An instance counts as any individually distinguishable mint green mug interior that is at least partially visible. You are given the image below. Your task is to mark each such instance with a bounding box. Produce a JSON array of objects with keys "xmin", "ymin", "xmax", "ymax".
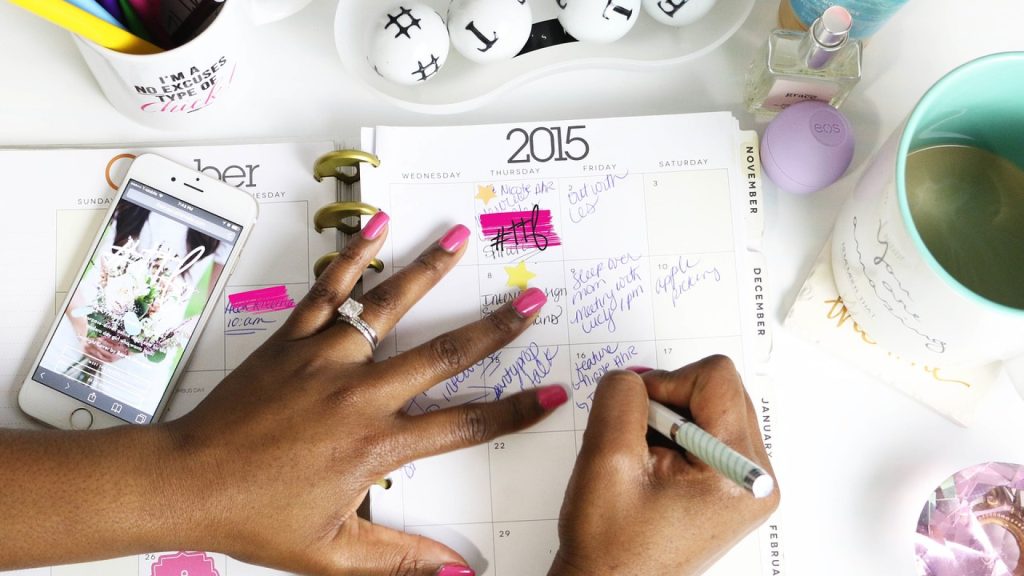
[{"xmin": 896, "ymin": 52, "xmax": 1024, "ymax": 315}]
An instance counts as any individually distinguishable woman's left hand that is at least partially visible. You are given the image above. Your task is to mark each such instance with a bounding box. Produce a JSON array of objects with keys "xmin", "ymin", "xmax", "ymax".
[{"xmin": 160, "ymin": 216, "xmax": 565, "ymax": 576}]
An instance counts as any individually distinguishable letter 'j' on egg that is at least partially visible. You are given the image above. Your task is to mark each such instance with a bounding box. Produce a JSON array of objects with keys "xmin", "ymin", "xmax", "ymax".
[{"xmin": 448, "ymin": 0, "xmax": 534, "ymax": 63}]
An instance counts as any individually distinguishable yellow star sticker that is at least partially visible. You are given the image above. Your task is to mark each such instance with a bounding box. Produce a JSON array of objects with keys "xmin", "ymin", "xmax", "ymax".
[
  {"xmin": 475, "ymin": 184, "xmax": 497, "ymax": 205},
  {"xmin": 504, "ymin": 261, "xmax": 537, "ymax": 290}
]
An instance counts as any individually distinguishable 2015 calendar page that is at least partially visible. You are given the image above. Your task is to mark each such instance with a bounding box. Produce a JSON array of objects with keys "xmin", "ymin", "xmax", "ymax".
[{"xmin": 362, "ymin": 113, "xmax": 782, "ymax": 576}]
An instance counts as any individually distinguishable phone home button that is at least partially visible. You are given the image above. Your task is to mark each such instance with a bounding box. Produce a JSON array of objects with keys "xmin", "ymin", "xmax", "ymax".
[{"xmin": 69, "ymin": 408, "xmax": 94, "ymax": 431}]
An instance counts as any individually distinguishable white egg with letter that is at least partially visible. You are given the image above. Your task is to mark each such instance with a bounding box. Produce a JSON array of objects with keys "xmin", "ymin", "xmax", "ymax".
[
  {"xmin": 369, "ymin": 3, "xmax": 451, "ymax": 85},
  {"xmin": 448, "ymin": 0, "xmax": 534, "ymax": 63},
  {"xmin": 642, "ymin": 0, "xmax": 718, "ymax": 26},
  {"xmin": 558, "ymin": 0, "xmax": 641, "ymax": 43}
]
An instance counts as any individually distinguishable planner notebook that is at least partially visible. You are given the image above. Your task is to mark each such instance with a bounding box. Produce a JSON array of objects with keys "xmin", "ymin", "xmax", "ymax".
[
  {"xmin": 0, "ymin": 112, "xmax": 784, "ymax": 576},
  {"xmin": 357, "ymin": 113, "xmax": 783, "ymax": 576}
]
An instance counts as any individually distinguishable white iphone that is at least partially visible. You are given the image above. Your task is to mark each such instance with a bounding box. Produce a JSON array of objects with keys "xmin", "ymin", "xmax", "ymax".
[{"xmin": 18, "ymin": 154, "xmax": 259, "ymax": 430}]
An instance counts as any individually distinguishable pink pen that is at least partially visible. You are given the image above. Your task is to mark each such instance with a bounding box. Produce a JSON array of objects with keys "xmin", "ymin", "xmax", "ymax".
[{"xmin": 127, "ymin": 0, "xmax": 171, "ymax": 46}]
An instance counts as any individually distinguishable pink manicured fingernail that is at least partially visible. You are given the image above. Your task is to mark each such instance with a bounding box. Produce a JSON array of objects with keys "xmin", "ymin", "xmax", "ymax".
[
  {"xmin": 537, "ymin": 385, "xmax": 569, "ymax": 411},
  {"xmin": 628, "ymin": 366, "xmax": 654, "ymax": 374},
  {"xmin": 437, "ymin": 565, "xmax": 475, "ymax": 576},
  {"xmin": 361, "ymin": 211, "xmax": 389, "ymax": 240},
  {"xmin": 439, "ymin": 224, "xmax": 470, "ymax": 253},
  {"xmin": 513, "ymin": 287, "xmax": 546, "ymax": 318}
]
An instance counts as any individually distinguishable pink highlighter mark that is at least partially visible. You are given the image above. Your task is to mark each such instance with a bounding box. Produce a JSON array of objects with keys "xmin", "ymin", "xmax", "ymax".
[
  {"xmin": 480, "ymin": 205, "xmax": 562, "ymax": 254},
  {"xmin": 151, "ymin": 551, "xmax": 220, "ymax": 576},
  {"xmin": 227, "ymin": 285, "xmax": 296, "ymax": 314}
]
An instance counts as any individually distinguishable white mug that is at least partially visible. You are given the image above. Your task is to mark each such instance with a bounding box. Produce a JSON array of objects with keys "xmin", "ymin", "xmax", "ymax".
[
  {"xmin": 831, "ymin": 53, "xmax": 1024, "ymax": 394},
  {"xmin": 72, "ymin": 0, "xmax": 310, "ymax": 130}
]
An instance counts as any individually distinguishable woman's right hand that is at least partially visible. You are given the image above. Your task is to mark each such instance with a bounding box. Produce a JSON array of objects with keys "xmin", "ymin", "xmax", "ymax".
[{"xmin": 549, "ymin": 357, "xmax": 779, "ymax": 576}]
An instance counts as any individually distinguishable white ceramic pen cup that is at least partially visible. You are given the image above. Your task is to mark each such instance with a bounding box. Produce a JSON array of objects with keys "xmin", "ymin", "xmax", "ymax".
[
  {"xmin": 831, "ymin": 53, "xmax": 1024, "ymax": 396},
  {"xmin": 72, "ymin": 0, "xmax": 311, "ymax": 130}
]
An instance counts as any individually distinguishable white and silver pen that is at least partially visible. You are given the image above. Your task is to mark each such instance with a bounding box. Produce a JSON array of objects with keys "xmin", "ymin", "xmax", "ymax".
[{"xmin": 648, "ymin": 400, "xmax": 775, "ymax": 499}]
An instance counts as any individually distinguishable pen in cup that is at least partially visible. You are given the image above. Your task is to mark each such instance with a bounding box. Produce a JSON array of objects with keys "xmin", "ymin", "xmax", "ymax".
[
  {"xmin": 648, "ymin": 399, "xmax": 775, "ymax": 499},
  {"xmin": 8, "ymin": 0, "xmax": 162, "ymax": 54}
]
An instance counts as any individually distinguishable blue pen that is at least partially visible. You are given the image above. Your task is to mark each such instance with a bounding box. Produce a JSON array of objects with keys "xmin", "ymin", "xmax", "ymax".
[
  {"xmin": 64, "ymin": 0, "xmax": 126, "ymax": 29},
  {"xmin": 648, "ymin": 400, "xmax": 775, "ymax": 498},
  {"xmin": 96, "ymin": 0, "xmax": 125, "ymax": 25}
]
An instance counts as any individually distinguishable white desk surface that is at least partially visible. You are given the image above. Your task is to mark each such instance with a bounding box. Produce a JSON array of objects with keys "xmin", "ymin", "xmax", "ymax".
[{"xmin": 2, "ymin": 1, "xmax": 1023, "ymax": 575}]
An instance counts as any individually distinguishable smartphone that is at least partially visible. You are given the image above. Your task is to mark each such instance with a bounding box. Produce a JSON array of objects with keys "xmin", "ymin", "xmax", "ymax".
[{"xmin": 18, "ymin": 154, "xmax": 259, "ymax": 430}]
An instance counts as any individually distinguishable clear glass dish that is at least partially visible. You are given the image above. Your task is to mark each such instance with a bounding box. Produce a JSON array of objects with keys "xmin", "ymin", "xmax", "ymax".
[{"xmin": 334, "ymin": 0, "xmax": 757, "ymax": 115}]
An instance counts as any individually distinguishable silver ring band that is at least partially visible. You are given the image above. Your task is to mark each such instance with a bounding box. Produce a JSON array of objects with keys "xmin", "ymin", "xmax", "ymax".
[{"xmin": 336, "ymin": 298, "xmax": 378, "ymax": 350}]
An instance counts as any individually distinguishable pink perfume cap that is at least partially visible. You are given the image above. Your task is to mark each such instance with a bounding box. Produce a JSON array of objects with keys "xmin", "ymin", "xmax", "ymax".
[{"xmin": 760, "ymin": 101, "xmax": 855, "ymax": 194}]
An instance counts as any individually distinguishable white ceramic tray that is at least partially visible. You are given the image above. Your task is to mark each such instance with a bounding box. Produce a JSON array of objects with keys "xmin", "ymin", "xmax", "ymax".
[{"xmin": 334, "ymin": 0, "xmax": 756, "ymax": 115}]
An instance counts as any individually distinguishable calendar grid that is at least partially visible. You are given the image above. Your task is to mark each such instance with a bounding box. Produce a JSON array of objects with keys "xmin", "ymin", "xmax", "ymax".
[
  {"xmin": 377, "ymin": 164, "xmax": 753, "ymax": 575},
  {"xmin": 474, "ymin": 203, "xmax": 500, "ymax": 561},
  {"xmin": 405, "ymin": 517, "xmax": 560, "ymax": 529},
  {"xmin": 360, "ymin": 116, "xmax": 771, "ymax": 576}
]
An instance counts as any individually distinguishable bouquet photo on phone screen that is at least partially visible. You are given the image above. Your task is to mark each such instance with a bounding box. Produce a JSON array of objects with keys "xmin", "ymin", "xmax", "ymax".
[{"xmin": 38, "ymin": 181, "xmax": 237, "ymax": 421}]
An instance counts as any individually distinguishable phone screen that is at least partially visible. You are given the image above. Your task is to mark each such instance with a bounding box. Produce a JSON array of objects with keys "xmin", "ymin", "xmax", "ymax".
[{"xmin": 31, "ymin": 179, "xmax": 242, "ymax": 425}]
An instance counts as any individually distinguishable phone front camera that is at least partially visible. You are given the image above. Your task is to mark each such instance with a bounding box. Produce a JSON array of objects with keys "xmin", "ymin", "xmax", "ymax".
[{"xmin": 171, "ymin": 177, "xmax": 177, "ymax": 182}]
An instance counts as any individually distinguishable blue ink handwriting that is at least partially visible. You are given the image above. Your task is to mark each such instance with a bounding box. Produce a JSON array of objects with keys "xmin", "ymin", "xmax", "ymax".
[
  {"xmin": 567, "ymin": 172, "xmax": 630, "ymax": 224},
  {"xmin": 654, "ymin": 256, "xmax": 722, "ymax": 307}
]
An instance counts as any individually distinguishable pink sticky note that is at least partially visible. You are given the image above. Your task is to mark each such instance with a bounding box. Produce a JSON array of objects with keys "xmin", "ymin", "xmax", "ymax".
[
  {"xmin": 480, "ymin": 205, "xmax": 562, "ymax": 253},
  {"xmin": 227, "ymin": 285, "xmax": 296, "ymax": 314}
]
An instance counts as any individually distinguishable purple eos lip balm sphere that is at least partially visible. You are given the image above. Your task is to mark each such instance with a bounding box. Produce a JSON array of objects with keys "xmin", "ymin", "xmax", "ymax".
[{"xmin": 760, "ymin": 101, "xmax": 855, "ymax": 194}]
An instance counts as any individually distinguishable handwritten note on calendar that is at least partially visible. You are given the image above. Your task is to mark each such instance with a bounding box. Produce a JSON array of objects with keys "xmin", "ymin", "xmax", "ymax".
[{"xmin": 361, "ymin": 113, "xmax": 779, "ymax": 576}]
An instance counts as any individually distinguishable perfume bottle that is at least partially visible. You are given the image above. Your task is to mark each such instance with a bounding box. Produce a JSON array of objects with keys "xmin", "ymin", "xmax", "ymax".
[
  {"xmin": 745, "ymin": 6, "xmax": 862, "ymax": 118},
  {"xmin": 779, "ymin": 0, "xmax": 911, "ymax": 40}
]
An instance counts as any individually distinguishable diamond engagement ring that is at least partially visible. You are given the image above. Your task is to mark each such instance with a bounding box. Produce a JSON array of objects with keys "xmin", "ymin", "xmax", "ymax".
[{"xmin": 336, "ymin": 298, "xmax": 378, "ymax": 350}]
